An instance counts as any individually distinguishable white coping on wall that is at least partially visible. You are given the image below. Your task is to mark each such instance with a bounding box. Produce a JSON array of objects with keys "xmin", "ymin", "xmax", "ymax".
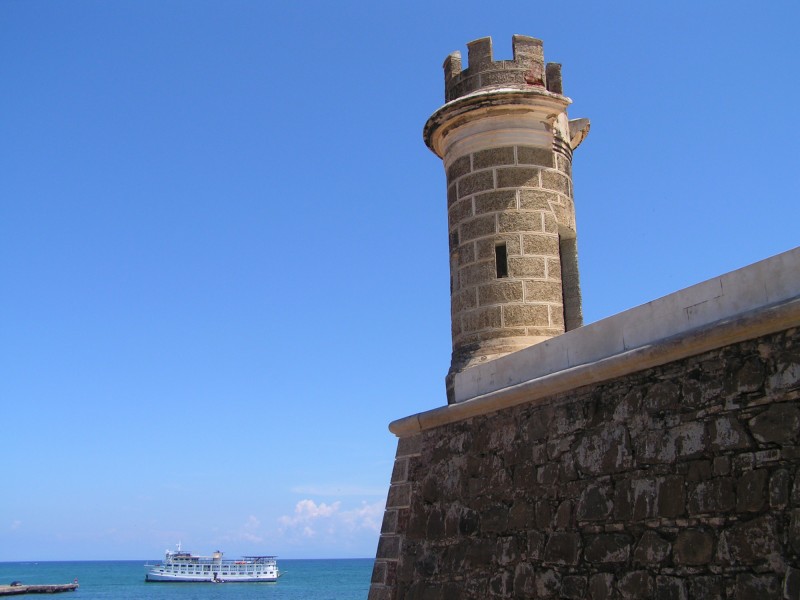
[{"xmin": 389, "ymin": 246, "xmax": 800, "ymax": 437}]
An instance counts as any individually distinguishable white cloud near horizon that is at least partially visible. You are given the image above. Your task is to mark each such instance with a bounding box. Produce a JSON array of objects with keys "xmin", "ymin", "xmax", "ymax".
[{"xmin": 277, "ymin": 498, "xmax": 383, "ymax": 542}]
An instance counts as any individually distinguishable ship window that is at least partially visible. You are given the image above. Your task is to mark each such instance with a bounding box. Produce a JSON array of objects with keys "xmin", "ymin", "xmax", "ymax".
[{"xmin": 495, "ymin": 243, "xmax": 508, "ymax": 278}]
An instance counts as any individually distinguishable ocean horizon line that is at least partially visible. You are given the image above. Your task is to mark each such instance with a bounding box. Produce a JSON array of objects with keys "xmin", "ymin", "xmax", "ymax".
[{"xmin": 1, "ymin": 557, "xmax": 374, "ymax": 563}]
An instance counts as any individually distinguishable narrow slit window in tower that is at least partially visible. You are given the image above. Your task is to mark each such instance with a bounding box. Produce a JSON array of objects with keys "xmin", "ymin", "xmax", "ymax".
[{"xmin": 495, "ymin": 243, "xmax": 508, "ymax": 278}]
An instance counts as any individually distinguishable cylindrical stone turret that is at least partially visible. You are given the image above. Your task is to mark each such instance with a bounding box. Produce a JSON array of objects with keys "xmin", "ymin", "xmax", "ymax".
[{"xmin": 423, "ymin": 35, "xmax": 590, "ymax": 403}]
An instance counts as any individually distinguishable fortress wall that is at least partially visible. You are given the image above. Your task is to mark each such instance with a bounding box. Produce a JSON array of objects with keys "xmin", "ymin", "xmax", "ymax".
[{"xmin": 370, "ymin": 250, "xmax": 800, "ymax": 600}]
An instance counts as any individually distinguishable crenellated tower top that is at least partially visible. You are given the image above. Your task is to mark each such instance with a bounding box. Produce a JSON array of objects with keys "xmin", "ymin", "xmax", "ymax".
[{"xmin": 443, "ymin": 35, "xmax": 564, "ymax": 102}]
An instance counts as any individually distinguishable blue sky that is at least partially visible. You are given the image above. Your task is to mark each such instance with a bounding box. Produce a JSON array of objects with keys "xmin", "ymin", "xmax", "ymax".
[{"xmin": 1, "ymin": 1, "xmax": 798, "ymax": 560}]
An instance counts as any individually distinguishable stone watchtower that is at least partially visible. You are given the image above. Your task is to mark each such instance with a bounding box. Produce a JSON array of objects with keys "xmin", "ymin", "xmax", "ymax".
[{"xmin": 423, "ymin": 35, "xmax": 590, "ymax": 403}]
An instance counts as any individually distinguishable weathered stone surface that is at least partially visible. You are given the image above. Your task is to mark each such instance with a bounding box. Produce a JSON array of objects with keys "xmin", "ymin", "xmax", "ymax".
[
  {"xmin": 633, "ymin": 430, "xmax": 678, "ymax": 464},
  {"xmin": 540, "ymin": 170, "xmax": 570, "ymax": 195},
  {"xmin": 381, "ymin": 510, "xmax": 398, "ymax": 535},
  {"xmin": 498, "ymin": 211, "xmax": 544, "ymax": 234},
  {"xmin": 749, "ymin": 403, "xmax": 800, "ymax": 443},
  {"xmin": 687, "ymin": 478, "xmax": 735, "ymax": 515},
  {"xmin": 523, "ymin": 280, "xmax": 563, "ymax": 303},
  {"xmin": 496, "ymin": 167, "xmax": 540, "ymax": 189},
  {"xmin": 687, "ymin": 576, "xmax": 722, "ymax": 600},
  {"xmin": 495, "ymin": 536, "xmax": 519, "ymax": 566},
  {"xmin": 534, "ymin": 568, "xmax": 561, "ymax": 598},
  {"xmin": 588, "ymin": 573, "xmax": 614, "ymax": 600},
  {"xmin": 480, "ymin": 503, "xmax": 509, "ymax": 533},
  {"xmin": 522, "ymin": 232, "xmax": 560, "ymax": 256},
  {"xmin": 768, "ymin": 469, "xmax": 790, "ymax": 508},
  {"xmin": 617, "ymin": 571, "xmax": 654, "ymax": 599},
  {"xmin": 560, "ymin": 575, "xmax": 587, "ymax": 599},
  {"xmin": 543, "ymin": 212, "xmax": 558, "ymax": 234},
  {"xmin": 584, "ymin": 534, "xmax": 631, "ymax": 564},
  {"xmin": 447, "ymin": 182, "xmax": 458, "ymax": 207},
  {"xmin": 461, "ymin": 306, "xmax": 501, "ymax": 333},
  {"xmin": 543, "ymin": 532, "xmax": 580, "ymax": 565},
  {"xmin": 459, "ymin": 214, "xmax": 496, "ymax": 242},
  {"xmin": 386, "ymin": 483, "xmax": 411, "ymax": 508},
  {"xmin": 713, "ymin": 455, "xmax": 730, "ymax": 475},
  {"xmin": 448, "ymin": 197, "xmax": 474, "ymax": 229},
  {"xmin": 376, "ymin": 535, "xmax": 400, "ymax": 559},
  {"xmin": 503, "ymin": 303, "xmax": 549, "ymax": 327},
  {"xmin": 791, "ymin": 508, "xmax": 800, "ymax": 554},
  {"xmin": 391, "ymin": 458, "xmax": 408, "ymax": 484},
  {"xmin": 736, "ymin": 468, "xmax": 768, "ymax": 512},
  {"xmin": 784, "ymin": 566, "xmax": 800, "ymax": 600},
  {"xmin": 489, "ymin": 569, "xmax": 513, "ymax": 596},
  {"xmin": 644, "ymin": 381, "xmax": 681, "ymax": 412},
  {"xmin": 615, "ymin": 478, "xmax": 655, "ymax": 521},
  {"xmin": 731, "ymin": 356, "xmax": 766, "ymax": 393},
  {"xmin": 576, "ymin": 483, "xmax": 613, "ymax": 521},
  {"xmin": 457, "ymin": 170, "xmax": 495, "ymax": 199},
  {"xmin": 633, "ymin": 530, "xmax": 670, "ymax": 564},
  {"xmin": 473, "ymin": 146, "xmax": 515, "ymax": 170},
  {"xmin": 673, "ymin": 421, "xmax": 707, "ymax": 458},
  {"xmin": 793, "ymin": 471, "xmax": 800, "ymax": 506},
  {"xmin": 517, "ymin": 146, "xmax": 553, "ymax": 167},
  {"xmin": 655, "ymin": 576, "xmax": 688, "ymax": 600},
  {"xmin": 518, "ymin": 189, "xmax": 556, "ymax": 211},
  {"xmin": 478, "ymin": 281, "xmax": 524, "ymax": 306},
  {"xmin": 546, "ymin": 256, "xmax": 561, "ymax": 279},
  {"xmin": 673, "ymin": 528, "xmax": 714, "ymax": 565},
  {"xmin": 528, "ymin": 530, "xmax": 545, "ymax": 560},
  {"xmin": 396, "ymin": 434, "xmax": 422, "ymax": 458},
  {"xmin": 709, "ymin": 415, "xmax": 752, "ymax": 450},
  {"xmin": 686, "ymin": 459, "xmax": 712, "ymax": 482},
  {"xmin": 734, "ymin": 573, "xmax": 781, "ymax": 600},
  {"xmin": 574, "ymin": 424, "xmax": 633, "ymax": 475},
  {"xmin": 718, "ymin": 515, "xmax": 781, "ymax": 567},
  {"xmin": 554, "ymin": 500, "xmax": 572, "ymax": 529},
  {"xmin": 768, "ymin": 358, "xmax": 800, "ymax": 391},
  {"xmin": 474, "ymin": 189, "xmax": 517, "ymax": 214},
  {"xmin": 367, "ymin": 586, "xmax": 390, "ymax": 600},
  {"xmin": 371, "ymin": 560, "xmax": 387, "ymax": 584},
  {"xmin": 446, "ymin": 154, "xmax": 471, "ymax": 181}
]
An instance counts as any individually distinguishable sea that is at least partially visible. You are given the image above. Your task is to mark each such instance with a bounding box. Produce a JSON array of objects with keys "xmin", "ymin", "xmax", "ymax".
[{"xmin": 0, "ymin": 559, "xmax": 373, "ymax": 599}]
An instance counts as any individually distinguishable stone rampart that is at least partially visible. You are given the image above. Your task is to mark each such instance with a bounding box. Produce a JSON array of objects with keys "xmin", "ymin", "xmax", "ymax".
[{"xmin": 370, "ymin": 249, "xmax": 800, "ymax": 599}]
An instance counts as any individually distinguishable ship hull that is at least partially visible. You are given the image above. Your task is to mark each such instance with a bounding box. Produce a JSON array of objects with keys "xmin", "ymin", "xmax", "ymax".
[{"xmin": 145, "ymin": 571, "xmax": 277, "ymax": 583}]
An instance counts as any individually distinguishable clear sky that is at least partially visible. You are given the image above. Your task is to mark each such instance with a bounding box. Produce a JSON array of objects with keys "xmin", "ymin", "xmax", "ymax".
[{"xmin": 1, "ymin": 0, "xmax": 798, "ymax": 561}]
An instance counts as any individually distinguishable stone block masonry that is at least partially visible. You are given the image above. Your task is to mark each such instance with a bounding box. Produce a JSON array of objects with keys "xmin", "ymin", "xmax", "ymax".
[
  {"xmin": 370, "ymin": 325, "xmax": 800, "ymax": 599},
  {"xmin": 447, "ymin": 144, "xmax": 573, "ymax": 347}
]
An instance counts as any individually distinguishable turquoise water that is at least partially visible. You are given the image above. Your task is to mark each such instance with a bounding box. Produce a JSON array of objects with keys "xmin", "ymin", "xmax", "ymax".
[{"xmin": 0, "ymin": 559, "xmax": 373, "ymax": 599}]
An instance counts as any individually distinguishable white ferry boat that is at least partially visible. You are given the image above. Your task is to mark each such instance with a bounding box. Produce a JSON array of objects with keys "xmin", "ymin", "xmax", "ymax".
[{"xmin": 145, "ymin": 544, "xmax": 279, "ymax": 583}]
